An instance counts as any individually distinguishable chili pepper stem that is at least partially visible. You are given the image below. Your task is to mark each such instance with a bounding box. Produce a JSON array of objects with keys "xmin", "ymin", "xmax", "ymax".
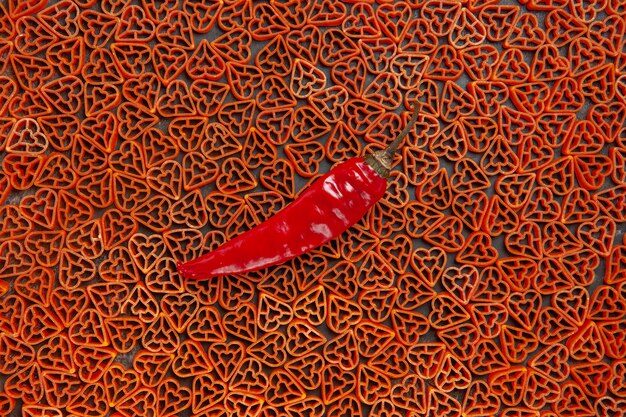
[{"xmin": 364, "ymin": 102, "xmax": 422, "ymax": 178}]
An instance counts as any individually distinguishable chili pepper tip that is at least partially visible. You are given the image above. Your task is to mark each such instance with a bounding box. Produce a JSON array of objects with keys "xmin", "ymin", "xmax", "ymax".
[{"xmin": 176, "ymin": 261, "xmax": 191, "ymax": 279}]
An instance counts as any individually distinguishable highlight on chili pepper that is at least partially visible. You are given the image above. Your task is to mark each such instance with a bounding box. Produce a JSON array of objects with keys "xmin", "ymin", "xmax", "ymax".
[{"xmin": 176, "ymin": 103, "xmax": 422, "ymax": 280}]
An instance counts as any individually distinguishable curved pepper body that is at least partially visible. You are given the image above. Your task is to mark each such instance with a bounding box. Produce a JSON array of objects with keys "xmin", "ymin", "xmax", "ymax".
[{"xmin": 177, "ymin": 157, "xmax": 387, "ymax": 279}]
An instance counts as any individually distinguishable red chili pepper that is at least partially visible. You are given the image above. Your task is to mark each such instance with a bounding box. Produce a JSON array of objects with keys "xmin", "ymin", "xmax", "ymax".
[{"xmin": 177, "ymin": 104, "xmax": 421, "ymax": 280}]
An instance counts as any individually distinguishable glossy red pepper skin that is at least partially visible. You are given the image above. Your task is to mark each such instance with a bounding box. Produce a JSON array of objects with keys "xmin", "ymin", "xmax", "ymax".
[{"xmin": 177, "ymin": 157, "xmax": 387, "ymax": 279}]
